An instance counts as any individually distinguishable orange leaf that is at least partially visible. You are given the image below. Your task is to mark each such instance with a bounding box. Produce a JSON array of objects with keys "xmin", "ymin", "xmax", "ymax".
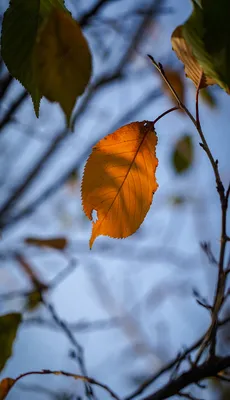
[
  {"xmin": 171, "ymin": 26, "xmax": 215, "ymax": 88},
  {"xmin": 0, "ymin": 378, "xmax": 15, "ymax": 400},
  {"xmin": 24, "ymin": 237, "xmax": 67, "ymax": 250},
  {"xmin": 81, "ymin": 121, "xmax": 158, "ymax": 248}
]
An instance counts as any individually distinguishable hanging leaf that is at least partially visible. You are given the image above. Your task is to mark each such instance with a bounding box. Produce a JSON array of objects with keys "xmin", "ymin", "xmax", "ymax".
[
  {"xmin": 35, "ymin": 7, "xmax": 92, "ymax": 125},
  {"xmin": 24, "ymin": 236, "xmax": 67, "ymax": 250},
  {"xmin": 0, "ymin": 378, "xmax": 15, "ymax": 400},
  {"xmin": 183, "ymin": 0, "xmax": 230, "ymax": 93},
  {"xmin": 1, "ymin": 0, "xmax": 43, "ymax": 114},
  {"xmin": 81, "ymin": 121, "xmax": 158, "ymax": 248},
  {"xmin": 1, "ymin": 0, "xmax": 92, "ymax": 123},
  {"xmin": 171, "ymin": 26, "xmax": 214, "ymax": 88},
  {"xmin": 172, "ymin": 1, "xmax": 230, "ymax": 93},
  {"xmin": 0, "ymin": 313, "xmax": 21, "ymax": 372},
  {"xmin": 162, "ymin": 68, "xmax": 185, "ymax": 110},
  {"xmin": 172, "ymin": 134, "xmax": 194, "ymax": 174}
]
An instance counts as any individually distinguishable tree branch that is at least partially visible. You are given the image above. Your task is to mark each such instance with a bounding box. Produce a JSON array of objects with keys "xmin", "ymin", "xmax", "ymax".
[
  {"xmin": 7, "ymin": 369, "xmax": 120, "ymax": 400},
  {"xmin": 148, "ymin": 55, "xmax": 230, "ymax": 363},
  {"xmin": 141, "ymin": 355, "xmax": 230, "ymax": 400}
]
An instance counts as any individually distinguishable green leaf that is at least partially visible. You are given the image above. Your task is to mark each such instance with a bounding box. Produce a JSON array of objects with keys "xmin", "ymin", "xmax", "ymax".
[
  {"xmin": 182, "ymin": 0, "xmax": 230, "ymax": 93},
  {"xmin": 0, "ymin": 313, "xmax": 22, "ymax": 372},
  {"xmin": 172, "ymin": 134, "xmax": 194, "ymax": 174},
  {"xmin": 1, "ymin": 0, "xmax": 65, "ymax": 116},
  {"xmin": 35, "ymin": 6, "xmax": 92, "ymax": 126},
  {"xmin": 1, "ymin": 0, "xmax": 91, "ymax": 124},
  {"xmin": 1, "ymin": 0, "xmax": 41, "ymax": 115}
]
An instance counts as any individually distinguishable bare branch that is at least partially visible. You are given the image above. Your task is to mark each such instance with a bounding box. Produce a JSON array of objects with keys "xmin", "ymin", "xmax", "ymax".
[
  {"xmin": 141, "ymin": 355, "xmax": 230, "ymax": 400},
  {"xmin": 0, "ymin": 74, "xmax": 13, "ymax": 100},
  {"xmin": 178, "ymin": 391, "xmax": 204, "ymax": 400},
  {"xmin": 0, "ymin": 90, "xmax": 28, "ymax": 132},
  {"xmin": 41, "ymin": 298, "xmax": 95, "ymax": 399},
  {"xmin": 23, "ymin": 316, "xmax": 119, "ymax": 333},
  {"xmin": 147, "ymin": 55, "xmax": 230, "ymax": 363},
  {"xmin": 10, "ymin": 369, "xmax": 120, "ymax": 400},
  {"xmin": 79, "ymin": 0, "xmax": 121, "ymax": 27}
]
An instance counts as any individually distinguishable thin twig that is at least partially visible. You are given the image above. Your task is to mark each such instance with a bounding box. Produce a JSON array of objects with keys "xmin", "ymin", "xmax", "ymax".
[
  {"xmin": 153, "ymin": 106, "xmax": 179, "ymax": 125},
  {"xmin": 195, "ymin": 71, "xmax": 203, "ymax": 130},
  {"xmin": 200, "ymin": 242, "xmax": 218, "ymax": 266},
  {"xmin": 178, "ymin": 391, "xmax": 204, "ymax": 400},
  {"xmin": 15, "ymin": 253, "xmax": 95, "ymax": 400},
  {"xmin": 124, "ymin": 316, "xmax": 230, "ymax": 400},
  {"xmin": 23, "ymin": 316, "xmax": 119, "ymax": 333},
  {"xmin": 141, "ymin": 355, "xmax": 230, "ymax": 400},
  {"xmin": 8, "ymin": 369, "xmax": 120, "ymax": 400},
  {"xmin": 148, "ymin": 55, "xmax": 229, "ymax": 364},
  {"xmin": 41, "ymin": 297, "xmax": 95, "ymax": 400}
]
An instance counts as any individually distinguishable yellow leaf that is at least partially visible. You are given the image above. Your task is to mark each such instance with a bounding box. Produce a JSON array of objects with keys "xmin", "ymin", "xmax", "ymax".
[
  {"xmin": 162, "ymin": 68, "xmax": 184, "ymax": 111},
  {"xmin": 81, "ymin": 121, "xmax": 158, "ymax": 248},
  {"xmin": 0, "ymin": 378, "xmax": 15, "ymax": 400},
  {"xmin": 35, "ymin": 7, "xmax": 92, "ymax": 125},
  {"xmin": 25, "ymin": 237, "xmax": 67, "ymax": 250},
  {"xmin": 171, "ymin": 26, "xmax": 215, "ymax": 88}
]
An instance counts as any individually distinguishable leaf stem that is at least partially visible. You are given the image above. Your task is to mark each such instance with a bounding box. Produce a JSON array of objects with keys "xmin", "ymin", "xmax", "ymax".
[
  {"xmin": 153, "ymin": 106, "xmax": 179, "ymax": 125},
  {"xmin": 195, "ymin": 71, "xmax": 203, "ymax": 130}
]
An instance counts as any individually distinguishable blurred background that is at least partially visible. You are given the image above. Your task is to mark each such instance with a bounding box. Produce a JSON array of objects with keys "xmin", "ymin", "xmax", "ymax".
[{"xmin": 0, "ymin": 0, "xmax": 230, "ymax": 399}]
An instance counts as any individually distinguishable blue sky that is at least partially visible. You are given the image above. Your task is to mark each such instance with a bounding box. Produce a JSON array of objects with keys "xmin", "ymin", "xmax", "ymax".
[{"xmin": 0, "ymin": 1, "xmax": 229, "ymax": 399}]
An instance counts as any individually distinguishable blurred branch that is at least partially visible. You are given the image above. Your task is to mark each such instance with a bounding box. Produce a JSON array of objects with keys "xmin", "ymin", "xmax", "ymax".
[
  {"xmin": 10, "ymin": 369, "xmax": 120, "ymax": 400},
  {"xmin": 0, "ymin": 73, "xmax": 13, "ymax": 100},
  {"xmin": 148, "ymin": 55, "xmax": 230, "ymax": 366},
  {"xmin": 200, "ymin": 242, "xmax": 218, "ymax": 266},
  {"xmin": 178, "ymin": 392, "xmax": 204, "ymax": 400},
  {"xmin": 13, "ymin": 252, "xmax": 94, "ymax": 398},
  {"xmin": 0, "ymin": 257, "xmax": 78, "ymax": 299},
  {"xmin": 125, "ymin": 316, "xmax": 230, "ymax": 400},
  {"xmin": 141, "ymin": 355, "xmax": 230, "ymax": 400},
  {"xmin": 79, "ymin": 0, "xmax": 121, "ymax": 27},
  {"xmin": 40, "ymin": 298, "xmax": 95, "ymax": 400},
  {"xmin": 86, "ymin": 261, "xmax": 164, "ymax": 367},
  {"xmin": 0, "ymin": 90, "xmax": 28, "ymax": 131},
  {"xmin": 23, "ymin": 316, "xmax": 119, "ymax": 333}
]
